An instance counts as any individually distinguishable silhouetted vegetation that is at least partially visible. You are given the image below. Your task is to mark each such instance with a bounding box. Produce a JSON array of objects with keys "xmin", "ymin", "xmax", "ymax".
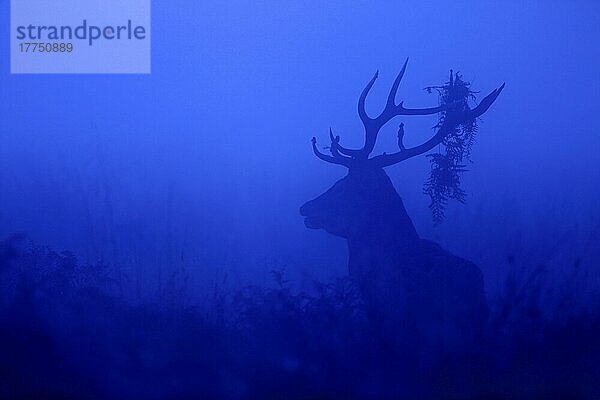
[
  {"xmin": 424, "ymin": 72, "xmax": 479, "ymax": 224},
  {"xmin": 1, "ymin": 233, "xmax": 599, "ymax": 399}
]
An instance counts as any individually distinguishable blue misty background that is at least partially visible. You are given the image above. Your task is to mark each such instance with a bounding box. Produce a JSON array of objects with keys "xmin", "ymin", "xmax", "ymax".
[
  {"xmin": 0, "ymin": 1, "xmax": 600, "ymax": 397},
  {"xmin": 2, "ymin": 1, "xmax": 599, "ymax": 295}
]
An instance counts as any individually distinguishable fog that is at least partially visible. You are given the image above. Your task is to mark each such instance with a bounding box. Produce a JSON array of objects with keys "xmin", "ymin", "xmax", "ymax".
[{"xmin": 1, "ymin": 1, "xmax": 599, "ymax": 297}]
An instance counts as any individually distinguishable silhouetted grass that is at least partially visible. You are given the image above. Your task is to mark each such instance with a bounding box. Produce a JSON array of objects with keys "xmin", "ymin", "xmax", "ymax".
[{"xmin": 1, "ymin": 234, "xmax": 599, "ymax": 399}]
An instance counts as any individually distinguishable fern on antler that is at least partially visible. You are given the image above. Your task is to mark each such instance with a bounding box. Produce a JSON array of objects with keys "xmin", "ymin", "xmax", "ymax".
[{"xmin": 423, "ymin": 71, "xmax": 480, "ymax": 224}]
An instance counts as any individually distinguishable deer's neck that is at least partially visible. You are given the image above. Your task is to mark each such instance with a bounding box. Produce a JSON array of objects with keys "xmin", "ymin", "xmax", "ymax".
[
  {"xmin": 346, "ymin": 206, "xmax": 420, "ymax": 278},
  {"xmin": 348, "ymin": 234, "xmax": 413, "ymax": 275}
]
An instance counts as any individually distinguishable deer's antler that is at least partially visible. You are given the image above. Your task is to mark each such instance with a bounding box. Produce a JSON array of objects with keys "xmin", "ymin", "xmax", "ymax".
[
  {"xmin": 336, "ymin": 58, "xmax": 446, "ymax": 160},
  {"xmin": 311, "ymin": 134, "xmax": 355, "ymax": 167},
  {"xmin": 310, "ymin": 59, "xmax": 504, "ymax": 169},
  {"xmin": 370, "ymin": 83, "xmax": 505, "ymax": 168}
]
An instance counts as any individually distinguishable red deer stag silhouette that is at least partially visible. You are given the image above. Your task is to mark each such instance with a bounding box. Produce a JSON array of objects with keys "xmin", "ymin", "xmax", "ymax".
[{"xmin": 301, "ymin": 59, "xmax": 503, "ymax": 339}]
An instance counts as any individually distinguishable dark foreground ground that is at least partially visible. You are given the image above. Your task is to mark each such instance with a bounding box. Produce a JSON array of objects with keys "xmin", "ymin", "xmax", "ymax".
[{"xmin": 1, "ymin": 234, "xmax": 599, "ymax": 399}]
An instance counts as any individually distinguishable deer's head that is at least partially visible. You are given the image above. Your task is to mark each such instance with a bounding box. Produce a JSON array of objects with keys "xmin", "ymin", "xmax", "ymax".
[
  {"xmin": 300, "ymin": 59, "xmax": 504, "ymax": 239},
  {"xmin": 301, "ymin": 167, "xmax": 408, "ymax": 239}
]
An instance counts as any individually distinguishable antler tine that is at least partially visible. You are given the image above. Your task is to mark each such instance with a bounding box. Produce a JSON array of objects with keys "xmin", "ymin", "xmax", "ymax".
[
  {"xmin": 329, "ymin": 128, "xmax": 363, "ymax": 158},
  {"xmin": 369, "ymin": 120, "xmax": 453, "ymax": 168},
  {"xmin": 470, "ymin": 83, "xmax": 505, "ymax": 117},
  {"xmin": 397, "ymin": 123, "xmax": 406, "ymax": 150},
  {"xmin": 328, "ymin": 128, "xmax": 344, "ymax": 158},
  {"xmin": 311, "ymin": 135, "xmax": 354, "ymax": 168},
  {"xmin": 358, "ymin": 70, "xmax": 379, "ymax": 126},
  {"xmin": 354, "ymin": 61, "xmax": 447, "ymax": 159},
  {"xmin": 386, "ymin": 58, "xmax": 409, "ymax": 108},
  {"xmin": 328, "ymin": 129, "xmax": 361, "ymax": 164},
  {"xmin": 369, "ymin": 83, "xmax": 505, "ymax": 168}
]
